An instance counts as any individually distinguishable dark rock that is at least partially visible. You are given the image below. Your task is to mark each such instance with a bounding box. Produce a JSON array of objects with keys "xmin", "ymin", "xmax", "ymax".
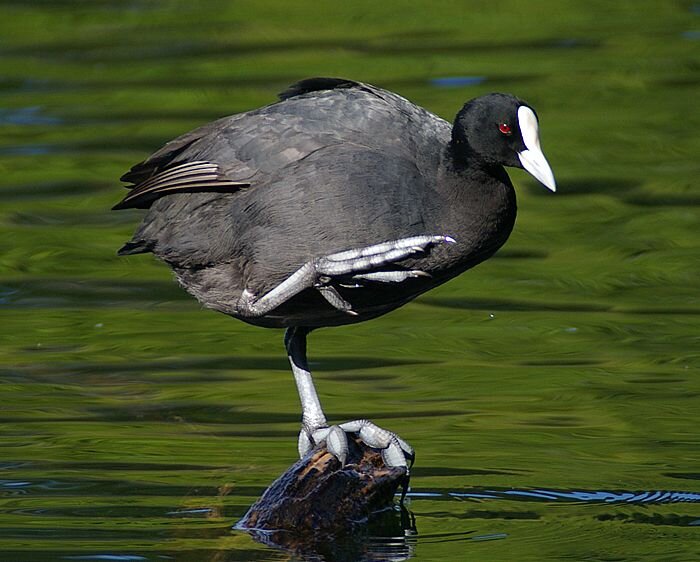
[
  {"xmin": 238, "ymin": 437, "xmax": 408, "ymax": 534},
  {"xmin": 236, "ymin": 437, "xmax": 414, "ymax": 559}
]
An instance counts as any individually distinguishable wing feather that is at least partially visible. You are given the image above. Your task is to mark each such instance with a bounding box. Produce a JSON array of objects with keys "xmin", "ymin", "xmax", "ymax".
[{"xmin": 113, "ymin": 161, "xmax": 248, "ymax": 210}]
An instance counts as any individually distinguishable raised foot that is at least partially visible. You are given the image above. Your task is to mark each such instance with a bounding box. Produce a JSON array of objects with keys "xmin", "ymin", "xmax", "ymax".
[
  {"xmin": 298, "ymin": 419, "xmax": 414, "ymax": 470},
  {"xmin": 237, "ymin": 234, "xmax": 455, "ymax": 317},
  {"xmin": 317, "ymin": 234, "xmax": 455, "ymax": 276}
]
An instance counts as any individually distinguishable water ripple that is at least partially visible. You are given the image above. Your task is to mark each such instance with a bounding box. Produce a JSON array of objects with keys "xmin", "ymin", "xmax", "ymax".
[
  {"xmin": 436, "ymin": 487, "xmax": 700, "ymax": 504},
  {"xmin": 0, "ymin": 106, "xmax": 62, "ymax": 126}
]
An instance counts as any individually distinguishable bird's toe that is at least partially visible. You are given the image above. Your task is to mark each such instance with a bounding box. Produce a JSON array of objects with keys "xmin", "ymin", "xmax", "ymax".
[
  {"xmin": 339, "ymin": 419, "xmax": 413, "ymax": 470},
  {"xmin": 299, "ymin": 420, "xmax": 412, "ymax": 470}
]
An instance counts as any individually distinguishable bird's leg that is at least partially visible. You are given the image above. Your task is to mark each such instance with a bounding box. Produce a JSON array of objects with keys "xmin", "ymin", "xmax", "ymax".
[
  {"xmin": 285, "ymin": 327, "xmax": 415, "ymax": 469},
  {"xmin": 238, "ymin": 234, "xmax": 455, "ymax": 317},
  {"xmin": 285, "ymin": 326, "xmax": 346, "ymax": 462}
]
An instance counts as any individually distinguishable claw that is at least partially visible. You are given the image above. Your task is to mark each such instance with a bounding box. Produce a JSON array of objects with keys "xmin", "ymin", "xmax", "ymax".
[
  {"xmin": 351, "ymin": 270, "xmax": 431, "ymax": 283},
  {"xmin": 301, "ymin": 419, "xmax": 412, "ymax": 469},
  {"xmin": 326, "ymin": 426, "xmax": 349, "ymax": 466},
  {"xmin": 316, "ymin": 285, "xmax": 358, "ymax": 316},
  {"xmin": 394, "ymin": 434, "xmax": 415, "ymax": 460},
  {"xmin": 298, "ymin": 427, "xmax": 313, "ymax": 459},
  {"xmin": 338, "ymin": 419, "xmax": 412, "ymax": 470},
  {"xmin": 299, "ymin": 424, "xmax": 349, "ymax": 466},
  {"xmin": 325, "ymin": 235, "xmax": 446, "ymax": 262},
  {"xmin": 381, "ymin": 440, "xmax": 408, "ymax": 468}
]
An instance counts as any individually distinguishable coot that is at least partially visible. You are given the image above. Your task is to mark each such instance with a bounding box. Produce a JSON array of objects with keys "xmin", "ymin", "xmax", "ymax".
[{"xmin": 114, "ymin": 77, "xmax": 555, "ymax": 469}]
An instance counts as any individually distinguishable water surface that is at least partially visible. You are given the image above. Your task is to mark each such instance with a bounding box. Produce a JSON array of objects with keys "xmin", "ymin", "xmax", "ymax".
[{"xmin": 1, "ymin": 1, "xmax": 699, "ymax": 560}]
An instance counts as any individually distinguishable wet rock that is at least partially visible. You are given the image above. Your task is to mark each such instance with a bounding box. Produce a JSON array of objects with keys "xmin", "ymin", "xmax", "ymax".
[{"xmin": 237, "ymin": 436, "xmax": 412, "ymax": 556}]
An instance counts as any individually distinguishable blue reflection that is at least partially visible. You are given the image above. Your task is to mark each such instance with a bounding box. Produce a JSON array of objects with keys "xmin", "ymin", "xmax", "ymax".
[
  {"xmin": 0, "ymin": 106, "xmax": 62, "ymax": 126},
  {"xmin": 64, "ymin": 557, "xmax": 149, "ymax": 561},
  {"xmin": 409, "ymin": 487, "xmax": 700, "ymax": 504},
  {"xmin": 430, "ymin": 76, "xmax": 486, "ymax": 88},
  {"xmin": 0, "ymin": 145, "xmax": 53, "ymax": 156}
]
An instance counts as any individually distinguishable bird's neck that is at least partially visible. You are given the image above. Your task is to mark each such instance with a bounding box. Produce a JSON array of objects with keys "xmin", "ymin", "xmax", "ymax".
[
  {"xmin": 430, "ymin": 144, "xmax": 517, "ymax": 274},
  {"xmin": 440, "ymin": 141, "xmax": 516, "ymax": 202}
]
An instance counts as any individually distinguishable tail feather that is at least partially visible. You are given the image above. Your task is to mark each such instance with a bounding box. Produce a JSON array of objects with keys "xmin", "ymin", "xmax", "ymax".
[{"xmin": 117, "ymin": 239, "xmax": 154, "ymax": 256}]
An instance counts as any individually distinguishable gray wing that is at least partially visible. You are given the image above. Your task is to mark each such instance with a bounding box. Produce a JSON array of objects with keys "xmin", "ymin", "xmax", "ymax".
[
  {"xmin": 115, "ymin": 78, "xmax": 448, "ymax": 210},
  {"xmin": 115, "ymin": 79, "xmax": 379, "ymax": 209},
  {"xmin": 116, "ymin": 78, "xmax": 450, "ymax": 268}
]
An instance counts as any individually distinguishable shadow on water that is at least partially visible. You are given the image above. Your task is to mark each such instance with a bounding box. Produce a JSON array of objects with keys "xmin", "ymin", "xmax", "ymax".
[
  {"xmin": 421, "ymin": 296, "xmax": 612, "ymax": 313},
  {"xmin": 523, "ymin": 177, "xmax": 643, "ymax": 197},
  {"xmin": 0, "ymin": 34, "xmax": 599, "ymax": 63},
  {"xmin": 0, "ymin": 72, "xmax": 545, "ymax": 98},
  {"xmin": 523, "ymin": 177, "xmax": 700, "ymax": 207},
  {"xmin": 0, "ymin": 279, "xmax": 193, "ymax": 307},
  {"xmin": 3, "ymin": 354, "xmax": 434, "ymax": 378},
  {"xmin": 0, "ymin": 180, "xmax": 113, "ymax": 201},
  {"xmin": 0, "ymin": 137, "xmax": 172, "ymax": 157},
  {"xmin": 422, "ymin": 295, "xmax": 700, "ymax": 316},
  {"xmin": 622, "ymin": 192, "xmax": 700, "ymax": 207}
]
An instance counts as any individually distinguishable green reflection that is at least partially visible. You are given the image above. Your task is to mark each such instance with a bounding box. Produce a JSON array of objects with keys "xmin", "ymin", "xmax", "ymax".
[{"xmin": 1, "ymin": 0, "xmax": 699, "ymax": 561}]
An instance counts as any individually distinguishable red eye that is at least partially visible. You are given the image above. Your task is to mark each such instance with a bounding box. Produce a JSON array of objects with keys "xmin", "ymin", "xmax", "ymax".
[{"xmin": 498, "ymin": 123, "xmax": 512, "ymax": 135}]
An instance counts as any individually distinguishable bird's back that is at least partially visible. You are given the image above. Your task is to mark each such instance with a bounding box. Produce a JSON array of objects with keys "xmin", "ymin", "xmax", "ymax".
[
  {"xmin": 118, "ymin": 79, "xmax": 451, "ymax": 272},
  {"xmin": 115, "ymin": 79, "xmax": 516, "ymax": 328}
]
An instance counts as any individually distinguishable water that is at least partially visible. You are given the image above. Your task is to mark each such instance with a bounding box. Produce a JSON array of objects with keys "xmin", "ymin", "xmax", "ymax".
[{"xmin": 1, "ymin": 1, "xmax": 699, "ymax": 560}]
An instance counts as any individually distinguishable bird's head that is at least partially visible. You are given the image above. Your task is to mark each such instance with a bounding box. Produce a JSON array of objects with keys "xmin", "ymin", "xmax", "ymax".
[{"xmin": 452, "ymin": 93, "xmax": 556, "ymax": 192}]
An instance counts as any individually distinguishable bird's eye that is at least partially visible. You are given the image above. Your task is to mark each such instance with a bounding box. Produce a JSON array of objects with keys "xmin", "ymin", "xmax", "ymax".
[{"xmin": 498, "ymin": 123, "xmax": 512, "ymax": 136}]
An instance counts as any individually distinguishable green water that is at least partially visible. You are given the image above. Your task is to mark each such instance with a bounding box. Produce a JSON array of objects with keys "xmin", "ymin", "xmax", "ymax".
[{"xmin": 1, "ymin": 1, "xmax": 699, "ymax": 560}]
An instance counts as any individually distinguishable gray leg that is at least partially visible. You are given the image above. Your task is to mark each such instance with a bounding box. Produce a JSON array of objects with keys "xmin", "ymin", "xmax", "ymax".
[
  {"xmin": 285, "ymin": 327, "xmax": 327, "ymax": 431},
  {"xmin": 285, "ymin": 327, "xmax": 414, "ymax": 469},
  {"xmin": 285, "ymin": 327, "xmax": 348, "ymax": 463},
  {"xmin": 237, "ymin": 234, "xmax": 455, "ymax": 317}
]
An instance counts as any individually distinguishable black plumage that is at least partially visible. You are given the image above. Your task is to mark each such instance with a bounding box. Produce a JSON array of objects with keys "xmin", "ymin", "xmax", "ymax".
[
  {"xmin": 116, "ymin": 78, "xmax": 553, "ymax": 328},
  {"xmin": 114, "ymin": 78, "xmax": 555, "ymax": 467}
]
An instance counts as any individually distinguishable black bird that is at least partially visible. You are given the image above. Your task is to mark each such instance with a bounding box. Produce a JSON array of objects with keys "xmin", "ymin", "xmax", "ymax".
[{"xmin": 114, "ymin": 77, "xmax": 555, "ymax": 468}]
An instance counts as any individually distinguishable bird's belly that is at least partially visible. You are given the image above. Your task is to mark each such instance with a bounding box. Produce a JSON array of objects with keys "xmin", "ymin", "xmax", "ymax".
[{"xmin": 177, "ymin": 240, "xmax": 503, "ymax": 330}]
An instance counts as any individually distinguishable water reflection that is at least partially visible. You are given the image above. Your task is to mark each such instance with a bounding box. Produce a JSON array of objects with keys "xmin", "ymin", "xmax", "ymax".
[
  {"xmin": 2, "ymin": 1, "xmax": 699, "ymax": 560},
  {"xmin": 443, "ymin": 487, "xmax": 700, "ymax": 504},
  {"xmin": 239, "ymin": 505, "xmax": 417, "ymax": 562},
  {"xmin": 237, "ymin": 484, "xmax": 700, "ymax": 560},
  {"xmin": 0, "ymin": 106, "xmax": 62, "ymax": 126}
]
